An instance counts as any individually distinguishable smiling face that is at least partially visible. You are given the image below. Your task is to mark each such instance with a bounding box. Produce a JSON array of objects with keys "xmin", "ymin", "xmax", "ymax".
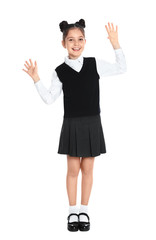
[{"xmin": 62, "ymin": 28, "xmax": 86, "ymax": 59}]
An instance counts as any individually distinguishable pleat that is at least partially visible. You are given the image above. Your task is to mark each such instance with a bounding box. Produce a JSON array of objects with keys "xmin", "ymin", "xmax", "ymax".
[
  {"xmin": 88, "ymin": 125, "xmax": 93, "ymax": 156},
  {"xmin": 76, "ymin": 120, "xmax": 88, "ymax": 156},
  {"xmin": 57, "ymin": 114, "xmax": 106, "ymax": 157},
  {"xmin": 71, "ymin": 120, "xmax": 78, "ymax": 156},
  {"xmin": 89, "ymin": 120, "xmax": 100, "ymax": 156}
]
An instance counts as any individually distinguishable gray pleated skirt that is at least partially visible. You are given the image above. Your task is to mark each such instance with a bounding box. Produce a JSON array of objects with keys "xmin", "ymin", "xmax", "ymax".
[{"xmin": 57, "ymin": 114, "xmax": 106, "ymax": 157}]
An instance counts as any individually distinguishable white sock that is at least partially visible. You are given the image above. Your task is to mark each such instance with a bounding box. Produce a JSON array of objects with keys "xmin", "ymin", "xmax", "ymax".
[
  {"xmin": 68, "ymin": 205, "xmax": 79, "ymax": 223},
  {"xmin": 79, "ymin": 204, "xmax": 89, "ymax": 222}
]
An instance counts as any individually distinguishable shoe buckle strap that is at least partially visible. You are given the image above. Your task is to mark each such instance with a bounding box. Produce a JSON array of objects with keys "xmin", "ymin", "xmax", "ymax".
[
  {"xmin": 79, "ymin": 212, "xmax": 90, "ymax": 221},
  {"xmin": 67, "ymin": 213, "xmax": 79, "ymax": 220}
]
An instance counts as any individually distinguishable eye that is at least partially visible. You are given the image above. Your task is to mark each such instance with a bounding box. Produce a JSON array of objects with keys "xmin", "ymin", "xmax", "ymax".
[
  {"xmin": 79, "ymin": 38, "xmax": 84, "ymax": 41},
  {"xmin": 69, "ymin": 39, "xmax": 73, "ymax": 41}
]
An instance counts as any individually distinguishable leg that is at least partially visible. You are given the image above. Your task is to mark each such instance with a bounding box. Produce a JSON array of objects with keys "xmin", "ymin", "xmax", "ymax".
[
  {"xmin": 80, "ymin": 157, "xmax": 95, "ymax": 205},
  {"xmin": 66, "ymin": 155, "xmax": 81, "ymax": 206}
]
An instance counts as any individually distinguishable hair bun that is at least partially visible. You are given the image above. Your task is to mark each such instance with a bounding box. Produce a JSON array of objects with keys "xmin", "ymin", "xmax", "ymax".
[
  {"xmin": 76, "ymin": 19, "xmax": 85, "ymax": 28},
  {"xmin": 59, "ymin": 21, "xmax": 69, "ymax": 32}
]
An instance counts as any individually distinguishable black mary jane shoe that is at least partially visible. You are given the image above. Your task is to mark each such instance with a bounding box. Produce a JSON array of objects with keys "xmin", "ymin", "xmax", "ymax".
[
  {"xmin": 78, "ymin": 213, "xmax": 90, "ymax": 231},
  {"xmin": 67, "ymin": 213, "xmax": 79, "ymax": 232}
]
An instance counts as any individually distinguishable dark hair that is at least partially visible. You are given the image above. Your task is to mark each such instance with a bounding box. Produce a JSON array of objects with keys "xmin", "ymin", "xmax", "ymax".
[{"xmin": 59, "ymin": 19, "xmax": 86, "ymax": 41}]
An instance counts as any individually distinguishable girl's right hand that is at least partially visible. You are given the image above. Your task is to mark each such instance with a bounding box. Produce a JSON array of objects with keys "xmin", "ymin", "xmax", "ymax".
[{"xmin": 22, "ymin": 59, "xmax": 40, "ymax": 83}]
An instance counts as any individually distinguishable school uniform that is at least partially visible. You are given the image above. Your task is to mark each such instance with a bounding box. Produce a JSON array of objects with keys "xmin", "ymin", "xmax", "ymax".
[{"xmin": 34, "ymin": 48, "xmax": 127, "ymax": 157}]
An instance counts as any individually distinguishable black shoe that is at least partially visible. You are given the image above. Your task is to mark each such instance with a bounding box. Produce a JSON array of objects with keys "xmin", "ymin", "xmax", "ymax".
[
  {"xmin": 67, "ymin": 213, "xmax": 79, "ymax": 232},
  {"xmin": 78, "ymin": 213, "xmax": 90, "ymax": 231}
]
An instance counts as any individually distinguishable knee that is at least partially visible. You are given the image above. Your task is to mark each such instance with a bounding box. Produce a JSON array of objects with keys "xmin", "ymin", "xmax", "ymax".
[
  {"xmin": 67, "ymin": 167, "xmax": 80, "ymax": 178},
  {"xmin": 81, "ymin": 158, "xmax": 94, "ymax": 176},
  {"xmin": 81, "ymin": 167, "xmax": 93, "ymax": 176},
  {"xmin": 67, "ymin": 155, "xmax": 81, "ymax": 178}
]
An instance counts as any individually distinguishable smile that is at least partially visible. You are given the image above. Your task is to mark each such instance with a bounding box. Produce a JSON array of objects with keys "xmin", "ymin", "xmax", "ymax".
[{"xmin": 72, "ymin": 48, "xmax": 81, "ymax": 51}]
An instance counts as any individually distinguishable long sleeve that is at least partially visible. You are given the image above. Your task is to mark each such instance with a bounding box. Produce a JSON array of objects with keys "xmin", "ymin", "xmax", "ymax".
[
  {"xmin": 96, "ymin": 48, "xmax": 127, "ymax": 78},
  {"xmin": 34, "ymin": 70, "xmax": 62, "ymax": 104}
]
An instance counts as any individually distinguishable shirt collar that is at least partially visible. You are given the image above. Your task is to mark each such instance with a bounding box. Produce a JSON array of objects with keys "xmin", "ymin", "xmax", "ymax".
[{"xmin": 64, "ymin": 55, "xmax": 84, "ymax": 66}]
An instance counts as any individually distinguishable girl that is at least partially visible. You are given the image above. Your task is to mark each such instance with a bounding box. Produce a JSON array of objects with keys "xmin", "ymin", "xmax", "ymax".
[{"xmin": 22, "ymin": 19, "xmax": 127, "ymax": 232}]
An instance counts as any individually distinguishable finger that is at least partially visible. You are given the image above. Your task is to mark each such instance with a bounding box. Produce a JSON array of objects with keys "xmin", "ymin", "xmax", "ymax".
[
  {"xmin": 22, "ymin": 69, "xmax": 28, "ymax": 73},
  {"xmin": 25, "ymin": 61, "xmax": 30, "ymax": 68},
  {"xmin": 29, "ymin": 58, "xmax": 33, "ymax": 67},
  {"xmin": 105, "ymin": 25, "xmax": 109, "ymax": 34},
  {"xmin": 108, "ymin": 22, "xmax": 112, "ymax": 31},
  {"xmin": 116, "ymin": 25, "xmax": 118, "ymax": 32},
  {"xmin": 24, "ymin": 63, "xmax": 29, "ymax": 70},
  {"xmin": 111, "ymin": 23, "xmax": 114, "ymax": 31}
]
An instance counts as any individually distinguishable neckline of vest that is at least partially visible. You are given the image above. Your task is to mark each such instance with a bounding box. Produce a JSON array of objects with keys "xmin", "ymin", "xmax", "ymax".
[{"xmin": 63, "ymin": 57, "xmax": 86, "ymax": 74}]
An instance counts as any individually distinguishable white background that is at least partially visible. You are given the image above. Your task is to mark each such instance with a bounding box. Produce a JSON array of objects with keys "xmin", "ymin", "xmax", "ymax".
[{"xmin": 0, "ymin": 0, "xmax": 156, "ymax": 239}]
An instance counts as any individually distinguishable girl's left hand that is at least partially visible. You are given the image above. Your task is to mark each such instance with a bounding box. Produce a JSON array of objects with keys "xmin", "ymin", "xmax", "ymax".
[{"xmin": 105, "ymin": 22, "xmax": 120, "ymax": 49}]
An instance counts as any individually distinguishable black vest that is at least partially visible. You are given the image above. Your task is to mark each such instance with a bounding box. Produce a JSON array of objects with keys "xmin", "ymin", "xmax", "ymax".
[{"xmin": 55, "ymin": 57, "xmax": 101, "ymax": 118}]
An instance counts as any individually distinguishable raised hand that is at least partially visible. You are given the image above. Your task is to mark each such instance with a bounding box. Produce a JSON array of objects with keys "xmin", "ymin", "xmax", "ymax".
[
  {"xmin": 105, "ymin": 22, "xmax": 120, "ymax": 49},
  {"xmin": 22, "ymin": 59, "xmax": 40, "ymax": 83}
]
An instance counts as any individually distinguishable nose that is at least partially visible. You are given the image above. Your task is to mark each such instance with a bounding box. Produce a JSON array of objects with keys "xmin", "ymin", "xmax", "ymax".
[{"xmin": 73, "ymin": 39, "xmax": 79, "ymax": 46}]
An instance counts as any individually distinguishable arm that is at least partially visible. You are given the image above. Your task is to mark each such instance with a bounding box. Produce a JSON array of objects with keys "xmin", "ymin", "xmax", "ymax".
[
  {"xmin": 34, "ymin": 71, "xmax": 62, "ymax": 104},
  {"xmin": 95, "ymin": 22, "xmax": 127, "ymax": 77},
  {"xmin": 22, "ymin": 59, "xmax": 62, "ymax": 104},
  {"xmin": 96, "ymin": 48, "xmax": 127, "ymax": 77}
]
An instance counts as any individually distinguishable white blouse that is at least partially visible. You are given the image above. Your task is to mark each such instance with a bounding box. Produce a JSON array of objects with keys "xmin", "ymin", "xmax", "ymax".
[{"xmin": 34, "ymin": 48, "xmax": 127, "ymax": 104}]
